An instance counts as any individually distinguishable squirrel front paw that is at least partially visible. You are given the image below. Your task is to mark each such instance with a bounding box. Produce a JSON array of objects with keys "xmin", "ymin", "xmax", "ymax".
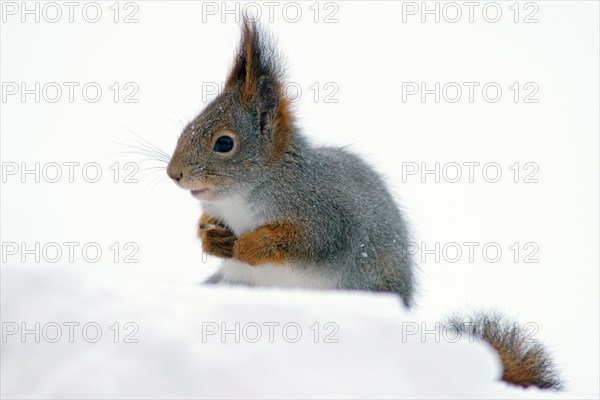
[
  {"xmin": 198, "ymin": 214, "xmax": 237, "ymax": 258},
  {"xmin": 233, "ymin": 221, "xmax": 302, "ymax": 266},
  {"xmin": 234, "ymin": 233, "xmax": 278, "ymax": 266}
]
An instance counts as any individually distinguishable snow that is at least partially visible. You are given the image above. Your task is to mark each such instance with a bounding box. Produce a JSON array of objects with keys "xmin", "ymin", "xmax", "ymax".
[
  {"xmin": 1, "ymin": 1, "xmax": 598, "ymax": 398},
  {"xmin": 0, "ymin": 264, "xmax": 580, "ymax": 399}
]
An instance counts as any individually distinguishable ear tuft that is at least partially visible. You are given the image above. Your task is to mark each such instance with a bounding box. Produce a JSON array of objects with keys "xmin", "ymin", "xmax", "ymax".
[
  {"xmin": 225, "ymin": 16, "xmax": 283, "ymax": 107},
  {"xmin": 225, "ymin": 16, "xmax": 295, "ymax": 158}
]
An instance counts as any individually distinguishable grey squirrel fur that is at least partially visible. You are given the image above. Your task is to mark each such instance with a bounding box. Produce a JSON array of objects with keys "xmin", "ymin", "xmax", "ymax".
[
  {"xmin": 167, "ymin": 17, "xmax": 562, "ymax": 390},
  {"xmin": 167, "ymin": 18, "xmax": 415, "ymax": 306}
]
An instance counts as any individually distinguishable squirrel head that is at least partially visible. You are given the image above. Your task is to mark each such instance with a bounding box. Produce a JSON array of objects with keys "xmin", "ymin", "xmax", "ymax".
[{"xmin": 167, "ymin": 17, "xmax": 294, "ymax": 201}]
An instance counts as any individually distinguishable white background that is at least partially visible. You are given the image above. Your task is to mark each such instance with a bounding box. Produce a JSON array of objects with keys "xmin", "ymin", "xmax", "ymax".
[{"xmin": 1, "ymin": 1, "xmax": 599, "ymax": 397}]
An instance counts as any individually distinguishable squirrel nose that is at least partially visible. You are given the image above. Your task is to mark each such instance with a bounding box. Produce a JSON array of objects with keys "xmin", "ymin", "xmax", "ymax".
[{"xmin": 167, "ymin": 164, "xmax": 183, "ymax": 182}]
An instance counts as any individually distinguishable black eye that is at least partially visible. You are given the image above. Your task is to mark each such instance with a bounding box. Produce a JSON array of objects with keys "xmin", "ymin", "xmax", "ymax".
[{"xmin": 213, "ymin": 136, "xmax": 234, "ymax": 153}]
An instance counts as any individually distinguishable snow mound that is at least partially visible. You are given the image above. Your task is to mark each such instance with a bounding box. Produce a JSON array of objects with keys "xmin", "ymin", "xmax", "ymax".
[{"xmin": 1, "ymin": 265, "xmax": 564, "ymax": 399}]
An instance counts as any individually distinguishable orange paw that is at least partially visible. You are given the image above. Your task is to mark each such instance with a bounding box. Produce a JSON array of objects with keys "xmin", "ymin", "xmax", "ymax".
[
  {"xmin": 233, "ymin": 221, "xmax": 302, "ymax": 266},
  {"xmin": 198, "ymin": 214, "xmax": 237, "ymax": 259}
]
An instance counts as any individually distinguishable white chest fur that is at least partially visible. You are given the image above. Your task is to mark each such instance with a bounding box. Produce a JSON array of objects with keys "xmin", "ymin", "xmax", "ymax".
[
  {"xmin": 202, "ymin": 193, "xmax": 261, "ymax": 237},
  {"xmin": 201, "ymin": 194, "xmax": 339, "ymax": 290}
]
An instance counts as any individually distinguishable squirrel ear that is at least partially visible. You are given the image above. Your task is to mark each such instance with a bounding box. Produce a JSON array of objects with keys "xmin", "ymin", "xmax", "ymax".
[{"xmin": 225, "ymin": 16, "xmax": 284, "ymax": 130}]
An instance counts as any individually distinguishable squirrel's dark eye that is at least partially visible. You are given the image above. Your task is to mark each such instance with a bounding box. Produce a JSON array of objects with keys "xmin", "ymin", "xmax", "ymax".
[{"xmin": 213, "ymin": 136, "xmax": 234, "ymax": 153}]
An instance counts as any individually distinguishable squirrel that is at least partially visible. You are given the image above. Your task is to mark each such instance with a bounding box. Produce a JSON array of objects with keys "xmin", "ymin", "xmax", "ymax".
[{"xmin": 167, "ymin": 17, "xmax": 562, "ymax": 391}]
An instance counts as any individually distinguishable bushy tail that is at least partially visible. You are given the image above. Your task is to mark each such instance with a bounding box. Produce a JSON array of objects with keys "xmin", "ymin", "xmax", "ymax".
[{"xmin": 446, "ymin": 311, "xmax": 563, "ymax": 390}]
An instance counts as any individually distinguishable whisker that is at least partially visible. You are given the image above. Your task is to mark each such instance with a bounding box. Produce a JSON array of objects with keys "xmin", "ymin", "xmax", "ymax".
[
  {"xmin": 137, "ymin": 169, "xmax": 168, "ymax": 180},
  {"xmin": 117, "ymin": 124, "xmax": 172, "ymax": 159},
  {"xmin": 139, "ymin": 165, "xmax": 167, "ymax": 173},
  {"xmin": 144, "ymin": 175, "xmax": 168, "ymax": 196},
  {"xmin": 112, "ymin": 143, "xmax": 171, "ymax": 163},
  {"xmin": 130, "ymin": 136, "xmax": 171, "ymax": 159},
  {"xmin": 157, "ymin": 116, "xmax": 186, "ymax": 128},
  {"xmin": 162, "ymin": 106, "xmax": 186, "ymax": 127},
  {"xmin": 125, "ymin": 141, "xmax": 171, "ymax": 161},
  {"xmin": 204, "ymin": 170, "xmax": 235, "ymax": 178},
  {"xmin": 206, "ymin": 173, "xmax": 233, "ymax": 178}
]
